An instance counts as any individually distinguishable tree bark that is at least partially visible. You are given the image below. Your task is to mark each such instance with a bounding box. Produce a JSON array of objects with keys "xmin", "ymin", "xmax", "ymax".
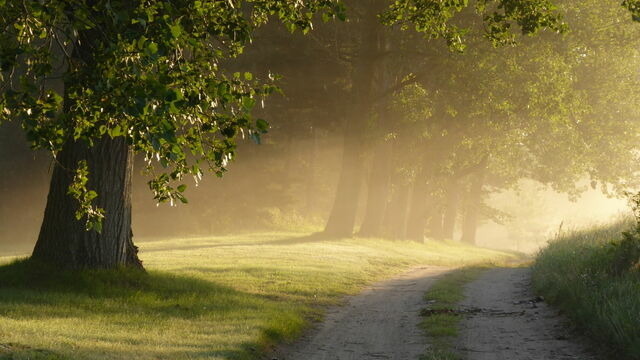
[
  {"xmin": 359, "ymin": 141, "xmax": 392, "ymax": 237},
  {"xmin": 32, "ymin": 136, "xmax": 142, "ymax": 269},
  {"xmin": 442, "ymin": 180, "xmax": 461, "ymax": 240},
  {"xmin": 460, "ymin": 161, "xmax": 488, "ymax": 245}
]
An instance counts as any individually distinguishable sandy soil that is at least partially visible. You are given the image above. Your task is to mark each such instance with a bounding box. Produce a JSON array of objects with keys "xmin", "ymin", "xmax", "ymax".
[
  {"xmin": 272, "ymin": 266, "xmax": 450, "ymax": 360},
  {"xmin": 456, "ymin": 267, "xmax": 600, "ymax": 360}
]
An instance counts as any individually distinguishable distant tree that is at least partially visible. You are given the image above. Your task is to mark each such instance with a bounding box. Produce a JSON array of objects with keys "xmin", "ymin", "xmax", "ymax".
[
  {"xmin": 460, "ymin": 0, "xmax": 640, "ymax": 242},
  {"xmin": 321, "ymin": 0, "xmax": 565, "ymax": 237},
  {"xmin": 0, "ymin": 0, "xmax": 344, "ymax": 269},
  {"xmin": 360, "ymin": 0, "xmax": 640, "ymax": 243}
]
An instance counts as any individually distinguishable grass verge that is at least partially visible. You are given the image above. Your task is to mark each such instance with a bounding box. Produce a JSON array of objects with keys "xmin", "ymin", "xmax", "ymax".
[
  {"xmin": 419, "ymin": 266, "xmax": 491, "ymax": 360},
  {"xmin": 0, "ymin": 232, "xmax": 517, "ymax": 360},
  {"xmin": 533, "ymin": 218, "xmax": 640, "ymax": 359}
]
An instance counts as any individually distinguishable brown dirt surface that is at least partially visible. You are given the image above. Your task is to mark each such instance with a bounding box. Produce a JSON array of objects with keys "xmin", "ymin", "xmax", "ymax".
[
  {"xmin": 271, "ymin": 266, "xmax": 450, "ymax": 360},
  {"xmin": 456, "ymin": 267, "xmax": 601, "ymax": 360}
]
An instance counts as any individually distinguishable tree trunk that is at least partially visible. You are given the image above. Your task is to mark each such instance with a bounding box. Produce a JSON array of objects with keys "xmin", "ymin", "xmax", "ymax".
[
  {"xmin": 427, "ymin": 209, "xmax": 445, "ymax": 240},
  {"xmin": 323, "ymin": 2, "xmax": 382, "ymax": 237},
  {"xmin": 304, "ymin": 126, "xmax": 318, "ymax": 217},
  {"xmin": 442, "ymin": 181, "xmax": 461, "ymax": 240},
  {"xmin": 323, "ymin": 138, "xmax": 366, "ymax": 237},
  {"xmin": 460, "ymin": 161, "xmax": 488, "ymax": 245},
  {"xmin": 383, "ymin": 182, "xmax": 410, "ymax": 239},
  {"xmin": 405, "ymin": 175, "xmax": 430, "ymax": 242},
  {"xmin": 359, "ymin": 141, "xmax": 392, "ymax": 237},
  {"xmin": 32, "ymin": 136, "xmax": 142, "ymax": 269}
]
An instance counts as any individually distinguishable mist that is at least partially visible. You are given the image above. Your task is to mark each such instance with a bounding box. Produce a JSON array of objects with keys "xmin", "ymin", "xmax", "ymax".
[
  {"xmin": 477, "ymin": 179, "xmax": 630, "ymax": 253},
  {"xmin": 1, "ymin": 0, "xmax": 639, "ymax": 259}
]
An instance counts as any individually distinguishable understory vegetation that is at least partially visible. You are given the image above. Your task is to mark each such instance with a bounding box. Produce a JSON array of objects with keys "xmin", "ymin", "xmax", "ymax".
[
  {"xmin": 0, "ymin": 232, "xmax": 515, "ymax": 360},
  {"xmin": 533, "ymin": 217, "xmax": 640, "ymax": 359}
]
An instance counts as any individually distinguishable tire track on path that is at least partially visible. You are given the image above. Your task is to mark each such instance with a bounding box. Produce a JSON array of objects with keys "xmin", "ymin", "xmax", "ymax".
[{"xmin": 273, "ymin": 266, "xmax": 450, "ymax": 360}]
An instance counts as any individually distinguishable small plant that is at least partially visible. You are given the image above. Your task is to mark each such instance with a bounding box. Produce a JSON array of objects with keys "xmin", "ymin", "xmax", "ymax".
[{"xmin": 610, "ymin": 192, "xmax": 640, "ymax": 275}]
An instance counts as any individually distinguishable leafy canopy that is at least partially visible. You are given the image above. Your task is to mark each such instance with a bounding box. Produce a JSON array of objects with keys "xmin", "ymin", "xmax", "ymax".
[
  {"xmin": 0, "ymin": 0, "xmax": 568, "ymax": 230},
  {"xmin": 381, "ymin": 0, "xmax": 566, "ymax": 51},
  {"xmin": 0, "ymin": 0, "xmax": 343, "ymax": 230}
]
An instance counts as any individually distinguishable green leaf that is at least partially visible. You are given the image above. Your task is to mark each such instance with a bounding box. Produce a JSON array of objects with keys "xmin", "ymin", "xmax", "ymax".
[
  {"xmin": 177, "ymin": 184, "xmax": 187, "ymax": 192},
  {"xmin": 147, "ymin": 41, "xmax": 159, "ymax": 54},
  {"xmin": 256, "ymin": 118, "xmax": 269, "ymax": 133},
  {"xmin": 169, "ymin": 22, "xmax": 183, "ymax": 38},
  {"xmin": 109, "ymin": 125, "xmax": 123, "ymax": 137}
]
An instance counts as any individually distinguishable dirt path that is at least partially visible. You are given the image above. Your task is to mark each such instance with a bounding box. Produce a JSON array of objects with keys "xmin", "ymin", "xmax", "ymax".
[
  {"xmin": 273, "ymin": 266, "xmax": 450, "ymax": 360},
  {"xmin": 457, "ymin": 267, "xmax": 600, "ymax": 360}
]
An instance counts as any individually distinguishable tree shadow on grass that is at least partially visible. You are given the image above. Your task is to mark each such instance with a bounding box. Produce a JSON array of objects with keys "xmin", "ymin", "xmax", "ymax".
[{"xmin": 0, "ymin": 258, "xmax": 298, "ymax": 360}]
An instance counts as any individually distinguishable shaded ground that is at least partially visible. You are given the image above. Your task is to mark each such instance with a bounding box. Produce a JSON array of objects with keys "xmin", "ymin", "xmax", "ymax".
[
  {"xmin": 457, "ymin": 267, "xmax": 601, "ymax": 360},
  {"xmin": 272, "ymin": 266, "xmax": 450, "ymax": 360}
]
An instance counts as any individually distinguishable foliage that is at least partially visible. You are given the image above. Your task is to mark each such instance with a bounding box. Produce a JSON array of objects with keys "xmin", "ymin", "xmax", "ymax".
[
  {"xmin": 610, "ymin": 192, "xmax": 640, "ymax": 275},
  {"xmin": 533, "ymin": 218, "xmax": 640, "ymax": 359},
  {"xmin": 623, "ymin": 0, "xmax": 640, "ymax": 21},
  {"xmin": 381, "ymin": 0, "xmax": 566, "ymax": 51},
  {"xmin": 67, "ymin": 160, "xmax": 104, "ymax": 231},
  {"xmin": 0, "ymin": 0, "xmax": 344, "ymax": 229}
]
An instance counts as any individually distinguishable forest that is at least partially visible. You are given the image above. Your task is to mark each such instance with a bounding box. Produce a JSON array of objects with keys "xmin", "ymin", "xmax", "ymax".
[{"xmin": 1, "ymin": 0, "xmax": 640, "ymax": 359}]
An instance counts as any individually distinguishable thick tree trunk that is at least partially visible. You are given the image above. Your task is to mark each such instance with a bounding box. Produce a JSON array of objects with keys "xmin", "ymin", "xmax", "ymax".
[
  {"xmin": 359, "ymin": 142, "xmax": 392, "ymax": 237},
  {"xmin": 460, "ymin": 162, "xmax": 487, "ymax": 245},
  {"xmin": 442, "ymin": 181, "xmax": 461, "ymax": 240},
  {"xmin": 32, "ymin": 136, "xmax": 142, "ymax": 269}
]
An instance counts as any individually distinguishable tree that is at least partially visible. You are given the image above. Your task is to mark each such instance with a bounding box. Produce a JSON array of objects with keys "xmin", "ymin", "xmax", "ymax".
[
  {"xmin": 320, "ymin": 0, "xmax": 565, "ymax": 237},
  {"xmin": 357, "ymin": 0, "xmax": 640, "ymax": 244},
  {"xmin": 0, "ymin": 0, "xmax": 344, "ymax": 269}
]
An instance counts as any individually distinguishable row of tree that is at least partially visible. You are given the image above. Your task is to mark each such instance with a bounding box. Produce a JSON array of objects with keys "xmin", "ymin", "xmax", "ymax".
[
  {"xmin": 253, "ymin": 0, "xmax": 640, "ymax": 244},
  {"xmin": 1, "ymin": 0, "xmax": 639, "ymax": 269}
]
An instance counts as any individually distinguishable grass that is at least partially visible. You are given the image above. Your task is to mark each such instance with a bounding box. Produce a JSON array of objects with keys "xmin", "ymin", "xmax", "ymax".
[
  {"xmin": 533, "ymin": 218, "xmax": 640, "ymax": 360},
  {"xmin": 419, "ymin": 266, "xmax": 491, "ymax": 360},
  {"xmin": 0, "ymin": 232, "xmax": 517, "ymax": 360}
]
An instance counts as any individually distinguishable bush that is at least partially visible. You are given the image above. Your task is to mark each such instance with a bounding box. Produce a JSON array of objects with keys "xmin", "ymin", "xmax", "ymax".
[{"xmin": 533, "ymin": 216, "xmax": 640, "ymax": 359}]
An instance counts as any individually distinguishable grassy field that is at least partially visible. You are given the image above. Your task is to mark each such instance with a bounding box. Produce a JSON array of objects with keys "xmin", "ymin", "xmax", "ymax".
[
  {"xmin": 533, "ymin": 219, "xmax": 640, "ymax": 359},
  {"xmin": 0, "ymin": 232, "xmax": 517, "ymax": 360}
]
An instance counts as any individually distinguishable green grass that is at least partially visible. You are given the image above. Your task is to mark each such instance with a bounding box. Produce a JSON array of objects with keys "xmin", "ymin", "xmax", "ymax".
[
  {"xmin": 419, "ymin": 266, "xmax": 491, "ymax": 360},
  {"xmin": 0, "ymin": 232, "xmax": 517, "ymax": 360},
  {"xmin": 533, "ymin": 218, "xmax": 640, "ymax": 360}
]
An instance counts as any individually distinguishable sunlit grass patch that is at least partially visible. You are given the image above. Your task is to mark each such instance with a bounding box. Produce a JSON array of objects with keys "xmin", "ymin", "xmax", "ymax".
[
  {"xmin": 0, "ymin": 232, "xmax": 517, "ymax": 359},
  {"xmin": 533, "ymin": 218, "xmax": 640, "ymax": 359}
]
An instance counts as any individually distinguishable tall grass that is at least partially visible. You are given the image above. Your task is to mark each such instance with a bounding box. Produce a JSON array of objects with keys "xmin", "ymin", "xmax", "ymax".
[{"xmin": 533, "ymin": 217, "xmax": 640, "ymax": 359}]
